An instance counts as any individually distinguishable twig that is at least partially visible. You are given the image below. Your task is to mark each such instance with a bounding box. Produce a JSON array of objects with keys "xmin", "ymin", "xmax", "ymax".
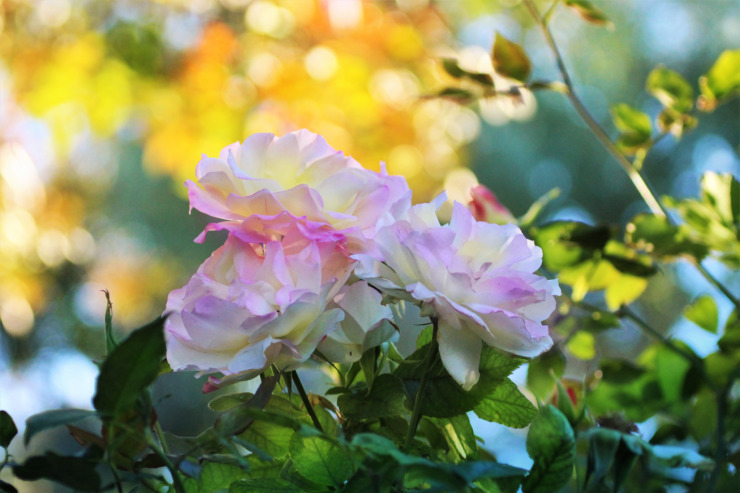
[{"xmin": 521, "ymin": 0, "xmax": 669, "ymax": 220}]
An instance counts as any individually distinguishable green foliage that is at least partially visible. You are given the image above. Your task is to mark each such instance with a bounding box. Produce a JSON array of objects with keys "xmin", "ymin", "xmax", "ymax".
[
  {"xmin": 290, "ymin": 434, "xmax": 355, "ymax": 487},
  {"xmin": 492, "ymin": 33, "xmax": 531, "ymax": 82},
  {"xmin": 12, "ymin": 453, "xmax": 101, "ymax": 492},
  {"xmin": 522, "ymin": 405, "xmax": 575, "ymax": 493},
  {"xmin": 699, "ymin": 49, "xmax": 740, "ymax": 110},
  {"xmin": 93, "ymin": 316, "xmax": 166, "ymax": 418},
  {"xmin": 563, "ymin": 0, "xmax": 612, "ymax": 27},
  {"xmin": 0, "ymin": 411, "xmax": 17, "ymax": 449},
  {"xmin": 23, "ymin": 409, "xmax": 97, "ymax": 446},
  {"xmin": 611, "ymin": 103, "xmax": 652, "ymax": 155},
  {"xmin": 183, "ymin": 462, "xmax": 248, "ymax": 493},
  {"xmin": 684, "ymin": 295, "xmax": 719, "ymax": 333},
  {"xmin": 664, "ymin": 172, "xmax": 740, "ymax": 267},
  {"xmin": 646, "ymin": 66, "xmax": 694, "ymax": 113},
  {"xmin": 337, "ymin": 373, "xmax": 407, "ymax": 420},
  {"xmin": 473, "ymin": 379, "xmax": 537, "ymax": 429}
]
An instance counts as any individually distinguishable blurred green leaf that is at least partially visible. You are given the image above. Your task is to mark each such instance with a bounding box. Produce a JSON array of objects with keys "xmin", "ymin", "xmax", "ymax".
[
  {"xmin": 527, "ymin": 347, "xmax": 566, "ymax": 400},
  {"xmin": 626, "ymin": 213, "xmax": 708, "ymax": 261},
  {"xmin": 0, "ymin": 411, "xmax": 17, "ymax": 449},
  {"xmin": 699, "ymin": 49, "xmax": 740, "ymax": 111},
  {"xmin": 611, "ymin": 103, "xmax": 652, "ymax": 153},
  {"xmin": 588, "ymin": 359, "xmax": 665, "ymax": 422},
  {"xmin": 646, "ymin": 66, "xmax": 694, "ymax": 113},
  {"xmin": 566, "ymin": 331, "xmax": 596, "ymax": 360},
  {"xmin": 23, "ymin": 409, "xmax": 97, "ymax": 446},
  {"xmin": 684, "ymin": 295, "xmax": 719, "ymax": 333},
  {"xmin": 474, "ymin": 379, "xmax": 538, "ymax": 428},
  {"xmin": 289, "ymin": 434, "xmax": 354, "ymax": 487},
  {"xmin": 428, "ymin": 414, "xmax": 478, "ymax": 460},
  {"xmin": 655, "ymin": 345, "xmax": 691, "ymax": 403},
  {"xmin": 442, "ymin": 58, "xmax": 495, "ymax": 86},
  {"xmin": 102, "ymin": 289, "xmax": 117, "ymax": 355},
  {"xmin": 13, "ymin": 453, "xmax": 101, "ymax": 492},
  {"xmin": 183, "ymin": 462, "xmax": 248, "ymax": 493},
  {"xmin": 719, "ymin": 310, "xmax": 740, "ymax": 352},
  {"xmin": 563, "ymin": 0, "xmax": 612, "ymax": 27},
  {"xmin": 230, "ymin": 479, "xmax": 302, "ymax": 493},
  {"xmin": 0, "ymin": 480, "xmax": 17, "ymax": 493},
  {"xmin": 394, "ymin": 345, "xmax": 524, "ymax": 419},
  {"xmin": 522, "ymin": 405, "xmax": 575, "ymax": 493},
  {"xmin": 93, "ymin": 317, "xmax": 166, "ymax": 418},
  {"xmin": 492, "ymin": 33, "xmax": 531, "ymax": 82},
  {"xmin": 337, "ymin": 374, "xmax": 407, "ymax": 420},
  {"xmin": 433, "ymin": 87, "xmax": 476, "ymax": 104},
  {"xmin": 611, "ymin": 103, "xmax": 652, "ymax": 137}
]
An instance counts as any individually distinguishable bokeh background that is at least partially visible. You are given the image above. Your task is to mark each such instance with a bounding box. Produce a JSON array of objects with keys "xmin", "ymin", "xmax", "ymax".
[{"xmin": 0, "ymin": 0, "xmax": 738, "ymax": 488}]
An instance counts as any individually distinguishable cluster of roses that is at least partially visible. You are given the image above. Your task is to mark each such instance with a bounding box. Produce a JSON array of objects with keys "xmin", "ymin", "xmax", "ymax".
[{"xmin": 165, "ymin": 130, "xmax": 559, "ymax": 391}]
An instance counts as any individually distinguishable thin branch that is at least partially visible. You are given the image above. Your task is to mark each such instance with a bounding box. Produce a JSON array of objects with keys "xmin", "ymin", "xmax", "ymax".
[{"xmin": 521, "ymin": 0, "xmax": 669, "ymax": 220}]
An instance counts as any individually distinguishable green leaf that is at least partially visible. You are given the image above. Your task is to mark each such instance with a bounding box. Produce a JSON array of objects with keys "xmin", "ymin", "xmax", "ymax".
[
  {"xmin": 394, "ymin": 344, "xmax": 525, "ymax": 418},
  {"xmin": 684, "ymin": 295, "xmax": 719, "ymax": 333},
  {"xmin": 289, "ymin": 434, "xmax": 355, "ymax": 487},
  {"xmin": 566, "ymin": 331, "xmax": 596, "ymax": 360},
  {"xmin": 719, "ymin": 310, "xmax": 740, "ymax": 352},
  {"xmin": 699, "ymin": 49, "xmax": 740, "ymax": 110},
  {"xmin": 474, "ymin": 379, "xmax": 538, "ymax": 428},
  {"xmin": 12, "ymin": 453, "xmax": 101, "ymax": 492},
  {"xmin": 183, "ymin": 462, "xmax": 248, "ymax": 493},
  {"xmin": 230, "ymin": 479, "xmax": 302, "ymax": 493},
  {"xmin": 522, "ymin": 405, "xmax": 575, "ymax": 493},
  {"xmin": 655, "ymin": 345, "xmax": 692, "ymax": 403},
  {"xmin": 102, "ymin": 289, "xmax": 117, "ymax": 355},
  {"xmin": 563, "ymin": 0, "xmax": 612, "ymax": 26},
  {"xmin": 359, "ymin": 348, "xmax": 377, "ymax": 391},
  {"xmin": 526, "ymin": 347, "xmax": 566, "ymax": 400},
  {"xmin": 626, "ymin": 213, "xmax": 708, "ymax": 261},
  {"xmin": 0, "ymin": 479, "xmax": 18, "ymax": 493},
  {"xmin": 441, "ymin": 58, "xmax": 495, "ymax": 86},
  {"xmin": 337, "ymin": 374, "xmax": 407, "ymax": 421},
  {"xmin": 428, "ymin": 414, "xmax": 479, "ymax": 460},
  {"xmin": 646, "ymin": 66, "xmax": 694, "ymax": 113},
  {"xmin": 24, "ymin": 409, "xmax": 97, "ymax": 446},
  {"xmin": 0, "ymin": 411, "xmax": 17, "ymax": 449},
  {"xmin": 611, "ymin": 103, "xmax": 652, "ymax": 139},
  {"xmin": 492, "ymin": 33, "xmax": 531, "ymax": 82},
  {"xmin": 93, "ymin": 317, "xmax": 166, "ymax": 418},
  {"xmin": 583, "ymin": 427, "xmax": 621, "ymax": 491},
  {"xmin": 214, "ymin": 376, "xmax": 278, "ymax": 437}
]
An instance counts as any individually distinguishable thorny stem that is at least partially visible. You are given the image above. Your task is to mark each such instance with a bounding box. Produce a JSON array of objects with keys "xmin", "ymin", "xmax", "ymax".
[
  {"xmin": 521, "ymin": 0, "xmax": 669, "ymax": 220},
  {"xmin": 291, "ymin": 371, "xmax": 324, "ymax": 433},
  {"xmin": 404, "ymin": 317, "xmax": 440, "ymax": 451}
]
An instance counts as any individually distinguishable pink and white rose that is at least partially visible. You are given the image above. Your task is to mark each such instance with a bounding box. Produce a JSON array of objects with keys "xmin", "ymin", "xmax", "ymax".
[
  {"xmin": 164, "ymin": 232, "xmax": 353, "ymax": 380},
  {"xmin": 354, "ymin": 198, "xmax": 559, "ymax": 390},
  {"xmin": 318, "ymin": 281, "xmax": 397, "ymax": 364},
  {"xmin": 187, "ymin": 130, "xmax": 411, "ymax": 253}
]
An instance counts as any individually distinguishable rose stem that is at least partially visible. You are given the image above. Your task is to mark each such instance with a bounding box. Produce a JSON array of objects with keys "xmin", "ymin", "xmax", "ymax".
[
  {"xmin": 291, "ymin": 370, "xmax": 324, "ymax": 433},
  {"xmin": 404, "ymin": 317, "xmax": 439, "ymax": 451}
]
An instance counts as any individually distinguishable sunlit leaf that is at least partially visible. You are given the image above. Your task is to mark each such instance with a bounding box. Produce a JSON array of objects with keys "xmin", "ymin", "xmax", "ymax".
[
  {"xmin": 566, "ymin": 331, "xmax": 596, "ymax": 360},
  {"xmin": 492, "ymin": 33, "xmax": 531, "ymax": 82},
  {"xmin": 684, "ymin": 295, "xmax": 719, "ymax": 333},
  {"xmin": 646, "ymin": 66, "xmax": 694, "ymax": 113},
  {"xmin": 699, "ymin": 49, "xmax": 740, "ymax": 111},
  {"xmin": 289, "ymin": 434, "xmax": 355, "ymax": 487},
  {"xmin": 563, "ymin": 0, "xmax": 612, "ymax": 27},
  {"xmin": 474, "ymin": 379, "xmax": 538, "ymax": 428},
  {"xmin": 611, "ymin": 103, "xmax": 652, "ymax": 138}
]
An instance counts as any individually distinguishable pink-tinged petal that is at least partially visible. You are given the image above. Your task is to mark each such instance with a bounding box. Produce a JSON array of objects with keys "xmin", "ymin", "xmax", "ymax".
[
  {"xmin": 437, "ymin": 321, "xmax": 483, "ymax": 391},
  {"xmin": 467, "ymin": 185, "xmax": 516, "ymax": 225}
]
